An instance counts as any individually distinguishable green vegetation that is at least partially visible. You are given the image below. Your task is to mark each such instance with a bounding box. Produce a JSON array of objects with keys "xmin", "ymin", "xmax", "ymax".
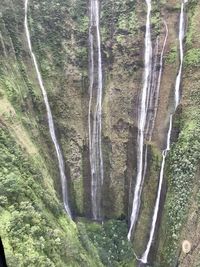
[
  {"xmin": 151, "ymin": 11, "xmax": 161, "ymax": 34},
  {"xmin": 165, "ymin": 46, "xmax": 178, "ymax": 64},
  {"xmin": 151, "ymin": 0, "xmax": 162, "ymax": 35},
  {"xmin": 0, "ymin": 126, "xmax": 103, "ymax": 267},
  {"xmin": 160, "ymin": 113, "xmax": 200, "ymax": 265},
  {"xmin": 29, "ymin": 0, "xmax": 88, "ymax": 75},
  {"xmin": 184, "ymin": 48, "xmax": 200, "ymax": 67},
  {"xmin": 0, "ymin": 123, "xmax": 135, "ymax": 266},
  {"xmin": 101, "ymin": 0, "xmax": 141, "ymax": 74},
  {"xmin": 156, "ymin": 2, "xmax": 200, "ymax": 266},
  {"xmin": 185, "ymin": 0, "xmax": 199, "ymax": 47},
  {"xmin": 78, "ymin": 220, "xmax": 135, "ymax": 267}
]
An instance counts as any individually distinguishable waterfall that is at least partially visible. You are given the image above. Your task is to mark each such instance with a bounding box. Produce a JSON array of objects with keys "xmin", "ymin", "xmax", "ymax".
[
  {"xmin": 88, "ymin": 0, "xmax": 104, "ymax": 220},
  {"xmin": 128, "ymin": 0, "xmax": 152, "ymax": 240},
  {"xmin": 141, "ymin": 38, "xmax": 159, "ymax": 188},
  {"xmin": 140, "ymin": 116, "xmax": 172, "ymax": 264},
  {"xmin": 175, "ymin": 0, "xmax": 187, "ymax": 108},
  {"xmin": 140, "ymin": 1, "xmax": 187, "ymax": 263},
  {"xmin": 141, "ymin": 26, "xmax": 168, "ymax": 189},
  {"xmin": 24, "ymin": 0, "xmax": 72, "ymax": 218}
]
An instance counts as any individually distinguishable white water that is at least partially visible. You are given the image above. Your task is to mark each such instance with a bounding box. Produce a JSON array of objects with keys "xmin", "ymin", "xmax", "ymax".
[
  {"xmin": 24, "ymin": 0, "xmax": 72, "ymax": 218},
  {"xmin": 175, "ymin": 1, "xmax": 186, "ymax": 108},
  {"xmin": 141, "ymin": 39, "xmax": 159, "ymax": 186},
  {"xmin": 141, "ymin": 1, "xmax": 187, "ymax": 263},
  {"xmin": 128, "ymin": 0, "xmax": 152, "ymax": 240},
  {"xmin": 140, "ymin": 115, "xmax": 172, "ymax": 263},
  {"xmin": 88, "ymin": 0, "xmax": 104, "ymax": 220},
  {"xmin": 140, "ymin": 23, "xmax": 168, "ymax": 232}
]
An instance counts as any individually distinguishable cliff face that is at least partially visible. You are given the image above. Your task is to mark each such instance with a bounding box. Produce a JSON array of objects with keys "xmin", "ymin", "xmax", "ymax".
[
  {"xmin": 26, "ymin": 0, "xmax": 180, "ymax": 219},
  {"xmin": 0, "ymin": 1, "xmax": 103, "ymax": 266},
  {"xmin": 0, "ymin": 0, "xmax": 200, "ymax": 266}
]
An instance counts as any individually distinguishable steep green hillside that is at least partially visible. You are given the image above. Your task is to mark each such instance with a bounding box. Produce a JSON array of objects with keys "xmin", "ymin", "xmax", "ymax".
[
  {"xmin": 156, "ymin": 1, "xmax": 200, "ymax": 266},
  {"xmin": 0, "ymin": 125, "xmax": 99, "ymax": 267}
]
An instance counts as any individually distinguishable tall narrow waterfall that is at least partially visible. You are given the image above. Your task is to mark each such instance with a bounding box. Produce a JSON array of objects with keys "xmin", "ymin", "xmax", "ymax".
[
  {"xmin": 140, "ymin": 116, "xmax": 171, "ymax": 264},
  {"xmin": 88, "ymin": 0, "xmax": 104, "ymax": 220},
  {"xmin": 24, "ymin": 0, "xmax": 72, "ymax": 218},
  {"xmin": 175, "ymin": 0, "xmax": 187, "ymax": 108},
  {"xmin": 128, "ymin": 0, "xmax": 152, "ymax": 240},
  {"xmin": 141, "ymin": 21, "xmax": 168, "ymax": 189},
  {"xmin": 141, "ymin": 1, "xmax": 187, "ymax": 263}
]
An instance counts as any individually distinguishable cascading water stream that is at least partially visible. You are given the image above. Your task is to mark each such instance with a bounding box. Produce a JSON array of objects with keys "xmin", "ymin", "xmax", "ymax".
[
  {"xmin": 175, "ymin": 0, "xmax": 187, "ymax": 108},
  {"xmin": 128, "ymin": 0, "xmax": 152, "ymax": 240},
  {"xmin": 138, "ymin": 22, "xmax": 169, "ymax": 234},
  {"xmin": 140, "ymin": 38, "xmax": 159, "ymax": 190},
  {"xmin": 141, "ymin": 23, "xmax": 168, "ymax": 191},
  {"xmin": 88, "ymin": 0, "xmax": 104, "ymax": 220},
  {"xmin": 24, "ymin": 0, "xmax": 72, "ymax": 218},
  {"xmin": 140, "ymin": 1, "xmax": 187, "ymax": 263},
  {"xmin": 140, "ymin": 115, "xmax": 172, "ymax": 264}
]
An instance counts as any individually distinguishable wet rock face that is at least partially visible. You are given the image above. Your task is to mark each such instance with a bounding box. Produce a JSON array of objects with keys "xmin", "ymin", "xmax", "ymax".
[
  {"xmin": 26, "ymin": 0, "xmax": 180, "ymax": 222},
  {"xmin": 100, "ymin": 0, "xmax": 144, "ymax": 218},
  {"xmin": 26, "ymin": 0, "xmax": 146, "ymax": 218}
]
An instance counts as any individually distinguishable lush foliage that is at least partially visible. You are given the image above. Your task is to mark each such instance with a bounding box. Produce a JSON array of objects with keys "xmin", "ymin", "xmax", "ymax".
[
  {"xmin": 161, "ymin": 114, "xmax": 200, "ymax": 265},
  {"xmin": 165, "ymin": 46, "xmax": 178, "ymax": 64},
  {"xmin": 78, "ymin": 220, "xmax": 135, "ymax": 267},
  {"xmin": 184, "ymin": 48, "xmax": 200, "ymax": 67},
  {"xmin": 29, "ymin": 0, "xmax": 88, "ymax": 76},
  {"xmin": 158, "ymin": 2, "xmax": 200, "ymax": 265},
  {"xmin": 0, "ymin": 126, "xmax": 102, "ymax": 266}
]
